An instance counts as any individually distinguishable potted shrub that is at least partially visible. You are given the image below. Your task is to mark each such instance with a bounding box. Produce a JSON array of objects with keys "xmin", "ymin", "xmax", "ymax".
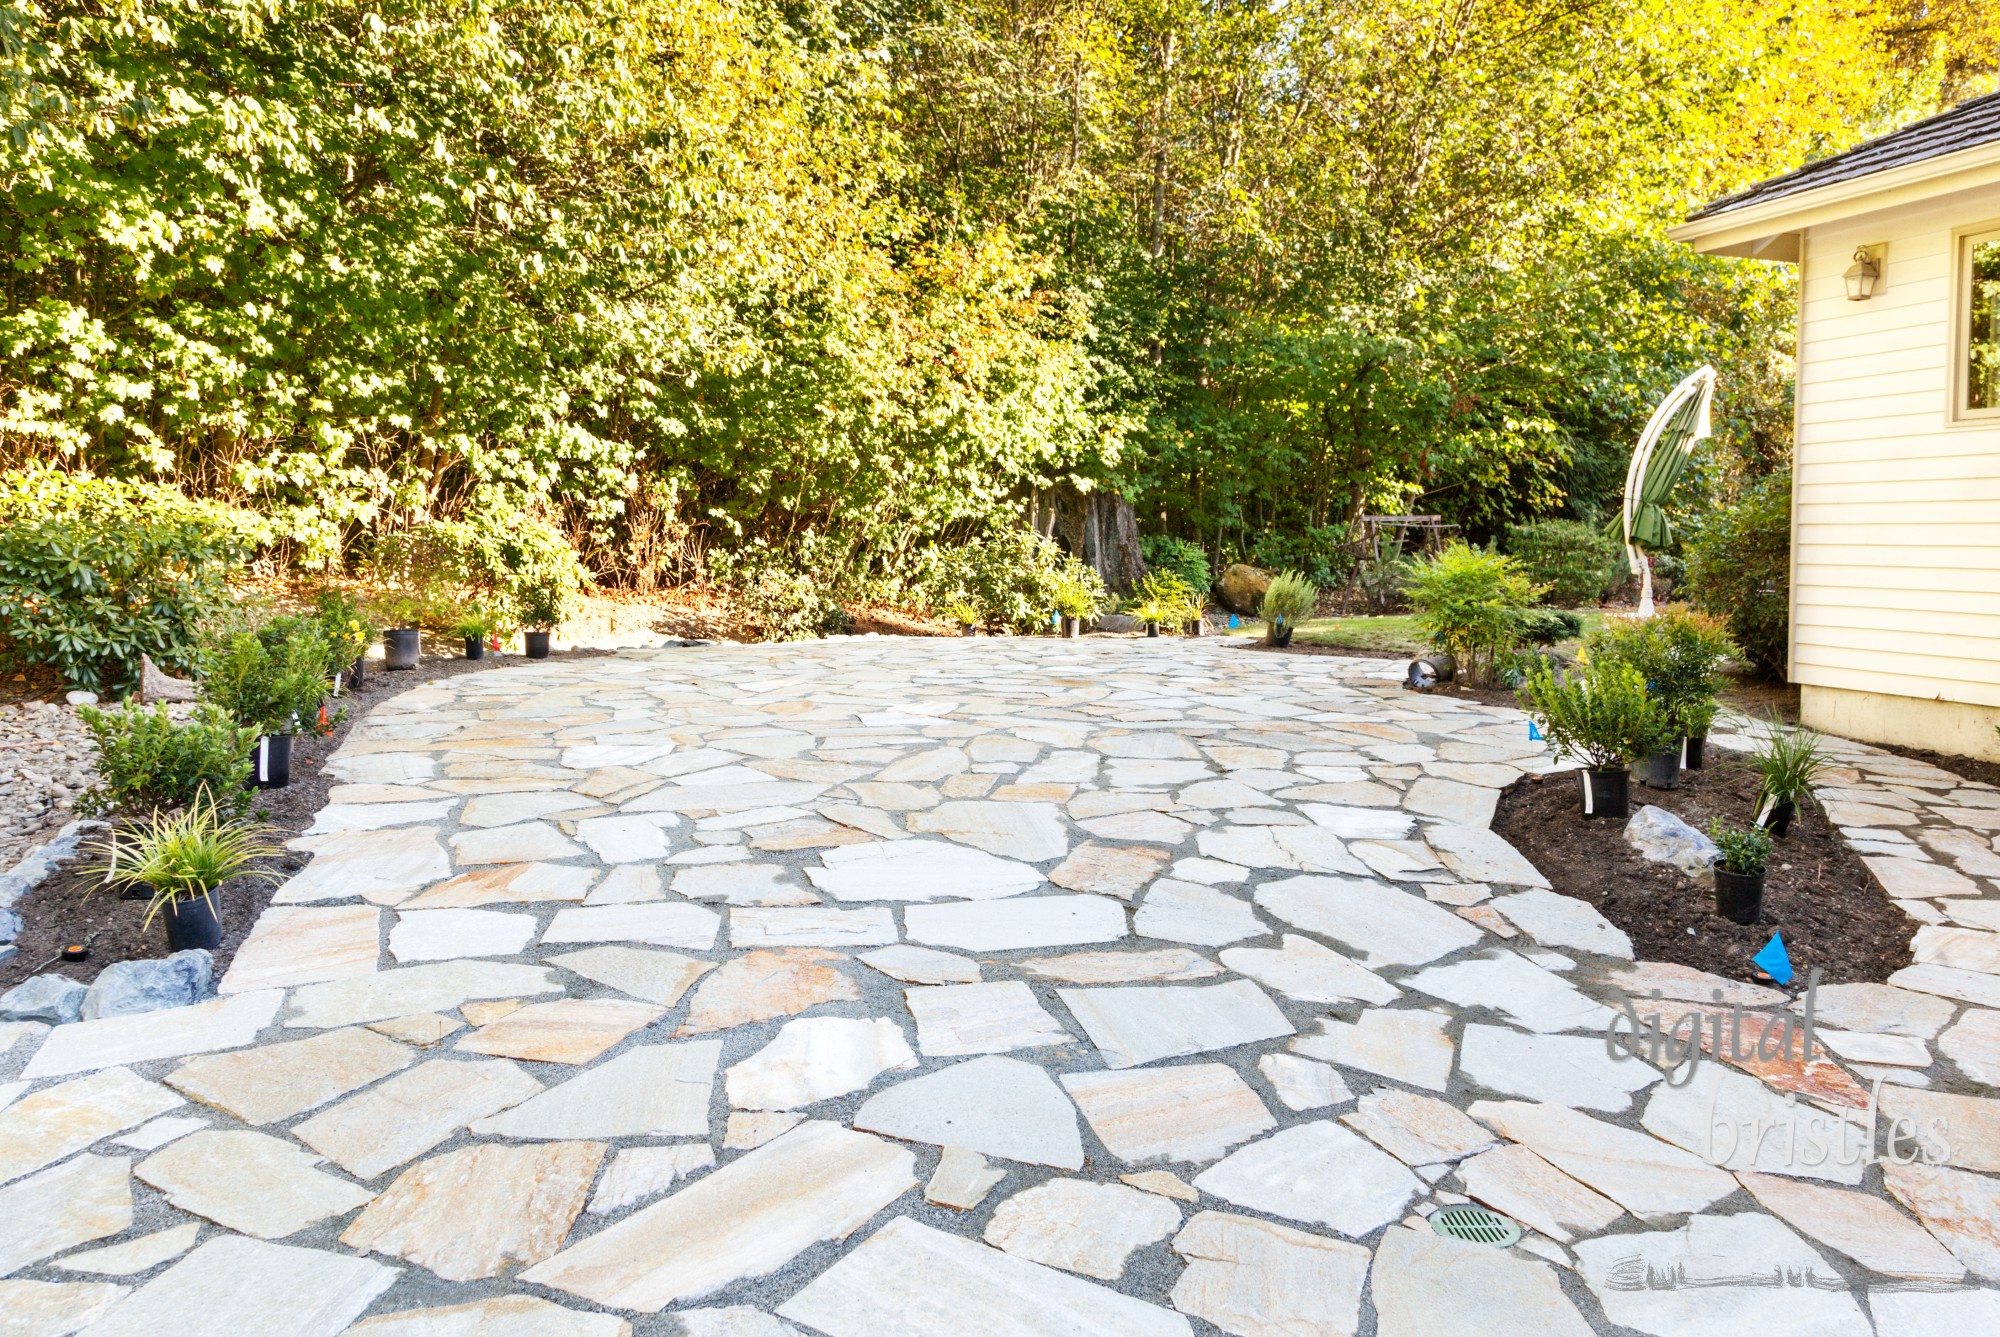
[
  {"xmin": 513, "ymin": 575, "xmax": 576, "ymax": 659},
  {"xmin": 1048, "ymin": 576, "xmax": 1096, "ymax": 636},
  {"xmin": 310, "ymin": 588, "xmax": 375, "ymax": 694},
  {"xmin": 451, "ymin": 603, "xmax": 511, "ymax": 660},
  {"xmin": 1518, "ymin": 657, "xmax": 1675, "ymax": 819},
  {"xmin": 1750, "ymin": 718, "xmax": 1829, "ymax": 837},
  {"xmin": 76, "ymin": 703, "xmax": 260, "ymax": 818},
  {"xmin": 1708, "ymin": 820, "xmax": 1773, "ymax": 924},
  {"xmin": 1259, "ymin": 570, "xmax": 1318, "ymax": 647},
  {"xmin": 1586, "ymin": 607, "xmax": 1735, "ymax": 786},
  {"xmin": 196, "ymin": 618, "xmax": 344, "ymax": 790},
  {"xmin": 375, "ymin": 592, "xmax": 429, "ymax": 670},
  {"xmin": 945, "ymin": 600, "xmax": 981, "ymax": 637},
  {"xmin": 88, "ymin": 794, "xmax": 279, "ymax": 951}
]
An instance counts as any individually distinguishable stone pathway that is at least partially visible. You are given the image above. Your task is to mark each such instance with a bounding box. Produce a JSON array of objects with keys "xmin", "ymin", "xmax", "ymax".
[{"xmin": 3, "ymin": 637, "xmax": 2000, "ymax": 1335}]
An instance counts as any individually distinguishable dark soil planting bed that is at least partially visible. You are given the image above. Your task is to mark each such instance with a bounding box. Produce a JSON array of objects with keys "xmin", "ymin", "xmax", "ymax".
[
  {"xmin": 0, "ymin": 644, "xmax": 606, "ymax": 994},
  {"xmin": 1491, "ymin": 751, "xmax": 1915, "ymax": 986}
]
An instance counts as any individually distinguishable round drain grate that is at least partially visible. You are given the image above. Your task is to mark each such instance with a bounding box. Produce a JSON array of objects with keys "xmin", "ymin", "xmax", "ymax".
[{"xmin": 1428, "ymin": 1204, "xmax": 1522, "ymax": 1248}]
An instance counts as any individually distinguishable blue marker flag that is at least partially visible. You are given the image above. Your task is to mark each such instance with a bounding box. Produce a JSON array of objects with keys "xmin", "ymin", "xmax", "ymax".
[
  {"xmin": 1528, "ymin": 720, "xmax": 1543, "ymax": 741},
  {"xmin": 1229, "ymin": 615, "xmax": 1240, "ymax": 628},
  {"xmin": 1752, "ymin": 932, "xmax": 1793, "ymax": 986}
]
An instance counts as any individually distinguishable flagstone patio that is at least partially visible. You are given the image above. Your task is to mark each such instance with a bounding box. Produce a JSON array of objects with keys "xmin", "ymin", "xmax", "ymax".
[{"xmin": 4, "ymin": 636, "xmax": 2000, "ymax": 1335}]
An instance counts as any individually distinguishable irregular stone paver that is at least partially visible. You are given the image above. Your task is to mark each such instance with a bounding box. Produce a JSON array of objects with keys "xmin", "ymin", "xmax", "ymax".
[
  {"xmin": 18, "ymin": 641, "xmax": 1999, "ymax": 1332},
  {"xmin": 0, "ymin": 1153, "xmax": 131, "ymax": 1274},
  {"xmin": 778, "ymin": 1216, "xmax": 1192, "ymax": 1337},
  {"xmin": 0, "ymin": 1278, "xmax": 131, "ymax": 1333},
  {"xmin": 81, "ymin": 1236, "xmax": 396, "ymax": 1337},
  {"xmin": 136, "ymin": 1129, "xmax": 371, "ymax": 1238},
  {"xmin": 1170, "ymin": 1210, "xmax": 1370, "ymax": 1337},
  {"xmin": 1062, "ymin": 1063, "xmax": 1277, "ymax": 1164},
  {"xmin": 522, "ymin": 1122, "xmax": 914, "ymax": 1310},
  {"xmin": 342, "ymin": 1140, "xmax": 603, "ymax": 1280},
  {"xmin": 983, "ymin": 1177, "xmax": 1182, "ymax": 1279},
  {"xmin": 53, "ymin": 1222, "xmax": 202, "ymax": 1276},
  {"xmin": 1574, "ymin": 1213, "xmax": 1872, "ymax": 1336}
]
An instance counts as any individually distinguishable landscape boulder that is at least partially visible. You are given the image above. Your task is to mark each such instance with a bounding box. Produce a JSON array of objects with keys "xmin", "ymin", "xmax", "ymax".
[
  {"xmin": 1624, "ymin": 804, "xmax": 1718, "ymax": 879},
  {"xmin": 80, "ymin": 949, "xmax": 215, "ymax": 1020},
  {"xmin": 1216, "ymin": 564, "xmax": 1274, "ymax": 615},
  {"xmin": 0, "ymin": 973, "xmax": 88, "ymax": 1025}
]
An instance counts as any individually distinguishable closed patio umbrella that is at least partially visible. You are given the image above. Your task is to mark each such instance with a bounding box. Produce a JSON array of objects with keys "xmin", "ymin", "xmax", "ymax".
[{"xmin": 1620, "ymin": 365, "xmax": 1717, "ymax": 616}]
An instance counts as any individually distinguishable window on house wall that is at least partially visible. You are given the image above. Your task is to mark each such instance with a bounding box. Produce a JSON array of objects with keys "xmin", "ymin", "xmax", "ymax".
[{"xmin": 1969, "ymin": 229, "xmax": 2000, "ymax": 414}]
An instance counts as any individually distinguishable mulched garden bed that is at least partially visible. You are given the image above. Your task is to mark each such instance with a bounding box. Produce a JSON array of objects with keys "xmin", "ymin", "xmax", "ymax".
[
  {"xmin": 1491, "ymin": 751, "xmax": 1914, "ymax": 986},
  {"xmin": 0, "ymin": 641, "xmax": 608, "ymax": 994}
]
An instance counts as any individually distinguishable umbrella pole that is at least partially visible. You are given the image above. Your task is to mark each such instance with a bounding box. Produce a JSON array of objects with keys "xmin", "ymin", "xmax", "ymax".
[{"xmin": 1636, "ymin": 550, "xmax": 1655, "ymax": 618}]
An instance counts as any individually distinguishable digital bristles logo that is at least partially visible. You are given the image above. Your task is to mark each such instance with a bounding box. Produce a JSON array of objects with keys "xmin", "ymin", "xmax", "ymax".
[{"xmin": 1603, "ymin": 968, "xmax": 1950, "ymax": 1169}]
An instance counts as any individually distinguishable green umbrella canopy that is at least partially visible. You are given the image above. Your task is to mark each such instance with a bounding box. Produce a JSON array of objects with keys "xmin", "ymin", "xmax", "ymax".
[{"xmin": 1620, "ymin": 365, "xmax": 1717, "ymax": 569}]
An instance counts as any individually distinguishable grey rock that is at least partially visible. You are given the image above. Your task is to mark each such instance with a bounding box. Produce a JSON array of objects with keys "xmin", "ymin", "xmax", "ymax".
[
  {"xmin": 1092, "ymin": 614, "xmax": 1143, "ymax": 634},
  {"xmin": 1623, "ymin": 805, "xmax": 1718, "ymax": 879},
  {"xmin": 0, "ymin": 973, "xmax": 89, "ymax": 1024},
  {"xmin": 1216, "ymin": 564, "xmax": 1274, "ymax": 615},
  {"xmin": 0, "ymin": 907, "xmax": 22, "ymax": 943},
  {"xmin": 81, "ymin": 951, "xmax": 215, "ymax": 1020},
  {"xmin": 64, "ymin": 690, "xmax": 100, "ymax": 707}
]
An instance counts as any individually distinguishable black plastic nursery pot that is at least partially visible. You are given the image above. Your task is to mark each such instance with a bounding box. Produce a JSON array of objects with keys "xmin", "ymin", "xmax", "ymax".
[
  {"xmin": 1145, "ymin": 623, "xmax": 1161, "ymax": 638},
  {"xmin": 1684, "ymin": 734, "xmax": 1706, "ymax": 770},
  {"xmin": 346, "ymin": 656, "xmax": 366, "ymax": 692},
  {"xmin": 961, "ymin": 625, "xmax": 979, "ymax": 637},
  {"xmin": 164, "ymin": 890, "xmax": 224, "ymax": 952},
  {"xmin": 1640, "ymin": 745, "xmax": 1682, "ymax": 790},
  {"xmin": 1186, "ymin": 619, "xmax": 1207, "ymax": 637},
  {"xmin": 1061, "ymin": 617, "xmax": 1081, "ymax": 639},
  {"xmin": 464, "ymin": 637, "xmax": 485, "ymax": 661},
  {"xmin": 1267, "ymin": 626, "xmax": 1293, "ymax": 647},
  {"xmin": 384, "ymin": 628, "xmax": 421, "ymax": 670},
  {"xmin": 1578, "ymin": 767, "xmax": 1630, "ymax": 819},
  {"xmin": 525, "ymin": 630, "xmax": 552, "ymax": 659},
  {"xmin": 1760, "ymin": 798, "xmax": 1797, "ymax": 837},
  {"xmin": 251, "ymin": 733, "xmax": 292, "ymax": 789},
  {"xmin": 1714, "ymin": 868, "xmax": 1765, "ymax": 925}
]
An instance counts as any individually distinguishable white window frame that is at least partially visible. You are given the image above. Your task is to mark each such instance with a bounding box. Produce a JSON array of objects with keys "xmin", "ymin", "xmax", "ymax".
[{"xmin": 1951, "ymin": 220, "xmax": 2000, "ymax": 425}]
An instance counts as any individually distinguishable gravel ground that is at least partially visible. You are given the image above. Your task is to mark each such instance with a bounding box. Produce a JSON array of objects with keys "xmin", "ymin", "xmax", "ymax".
[{"xmin": 0, "ymin": 700, "xmax": 97, "ymax": 873}]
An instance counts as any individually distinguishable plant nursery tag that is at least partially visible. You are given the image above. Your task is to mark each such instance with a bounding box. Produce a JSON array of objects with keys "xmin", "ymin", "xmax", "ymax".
[
  {"xmin": 1528, "ymin": 720, "xmax": 1543, "ymax": 741},
  {"xmin": 1756, "ymin": 794, "xmax": 1778, "ymax": 826},
  {"xmin": 1752, "ymin": 932, "xmax": 1793, "ymax": 986}
]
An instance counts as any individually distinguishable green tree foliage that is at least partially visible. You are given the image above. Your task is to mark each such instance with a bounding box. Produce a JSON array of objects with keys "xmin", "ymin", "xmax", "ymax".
[
  {"xmin": 1506, "ymin": 520, "xmax": 1621, "ymax": 608},
  {"xmin": 1, "ymin": 0, "xmax": 1986, "ymax": 606},
  {"xmin": 1683, "ymin": 469, "xmax": 1792, "ymax": 676}
]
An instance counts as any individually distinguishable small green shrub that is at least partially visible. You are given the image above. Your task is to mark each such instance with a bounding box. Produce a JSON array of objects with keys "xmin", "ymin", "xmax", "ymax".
[
  {"xmin": 88, "ymin": 795, "xmax": 281, "ymax": 928},
  {"xmin": 1506, "ymin": 519, "xmax": 1620, "ymax": 607},
  {"xmin": 1259, "ymin": 570, "xmax": 1318, "ymax": 635},
  {"xmin": 0, "ymin": 470, "xmax": 263, "ymax": 693},
  {"xmin": 1585, "ymin": 606, "xmax": 1736, "ymax": 737},
  {"xmin": 1683, "ymin": 470, "xmax": 1790, "ymax": 677},
  {"xmin": 1517, "ymin": 657, "xmax": 1675, "ymax": 769},
  {"xmin": 1140, "ymin": 536, "xmax": 1213, "ymax": 595},
  {"xmin": 1052, "ymin": 566, "xmax": 1107, "ymax": 621},
  {"xmin": 1708, "ymin": 820, "xmax": 1773, "ymax": 876},
  {"xmin": 309, "ymin": 589, "xmax": 375, "ymax": 670},
  {"xmin": 76, "ymin": 702, "xmax": 261, "ymax": 816},
  {"xmin": 1515, "ymin": 609, "xmax": 1583, "ymax": 646},
  {"xmin": 1129, "ymin": 570, "xmax": 1204, "ymax": 627},
  {"xmin": 1406, "ymin": 542, "xmax": 1543, "ymax": 685},
  {"xmin": 197, "ymin": 616, "xmax": 346, "ymax": 735}
]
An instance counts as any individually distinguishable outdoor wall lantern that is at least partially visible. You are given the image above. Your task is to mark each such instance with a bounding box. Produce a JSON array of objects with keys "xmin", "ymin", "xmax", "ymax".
[{"xmin": 1844, "ymin": 246, "xmax": 1880, "ymax": 301}]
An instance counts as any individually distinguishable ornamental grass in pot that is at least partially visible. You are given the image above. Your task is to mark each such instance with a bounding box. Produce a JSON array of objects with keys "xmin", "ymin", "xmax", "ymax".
[
  {"xmin": 1258, "ymin": 570, "xmax": 1317, "ymax": 648},
  {"xmin": 1750, "ymin": 717, "xmax": 1829, "ymax": 837},
  {"xmin": 88, "ymin": 794, "xmax": 280, "ymax": 952},
  {"xmin": 1517, "ymin": 657, "xmax": 1675, "ymax": 820},
  {"xmin": 451, "ymin": 602, "xmax": 512, "ymax": 661},
  {"xmin": 1709, "ymin": 820, "xmax": 1773, "ymax": 925}
]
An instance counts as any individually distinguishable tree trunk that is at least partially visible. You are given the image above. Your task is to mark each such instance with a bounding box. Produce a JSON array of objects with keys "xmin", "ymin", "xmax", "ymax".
[{"xmin": 1032, "ymin": 484, "xmax": 1148, "ymax": 594}]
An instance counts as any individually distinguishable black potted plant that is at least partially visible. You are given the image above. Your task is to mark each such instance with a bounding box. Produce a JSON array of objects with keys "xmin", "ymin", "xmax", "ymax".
[
  {"xmin": 451, "ymin": 603, "xmax": 510, "ymax": 661},
  {"xmin": 89, "ymin": 793, "xmax": 279, "ymax": 951},
  {"xmin": 515, "ymin": 579, "xmax": 568, "ymax": 659},
  {"xmin": 1708, "ymin": 819, "xmax": 1773, "ymax": 924},
  {"xmin": 945, "ymin": 600, "xmax": 981, "ymax": 637},
  {"xmin": 310, "ymin": 588, "xmax": 374, "ymax": 694},
  {"xmin": 377, "ymin": 592, "xmax": 428, "ymax": 670},
  {"xmin": 1259, "ymin": 570, "xmax": 1317, "ymax": 648},
  {"xmin": 1750, "ymin": 716, "xmax": 1829, "ymax": 837},
  {"xmin": 1052, "ymin": 579, "xmax": 1095, "ymax": 640},
  {"xmin": 196, "ymin": 617, "xmax": 345, "ymax": 790},
  {"xmin": 1517, "ymin": 657, "xmax": 1675, "ymax": 820}
]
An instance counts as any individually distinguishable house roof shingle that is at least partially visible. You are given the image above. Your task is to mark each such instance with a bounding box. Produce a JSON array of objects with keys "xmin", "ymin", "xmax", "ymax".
[{"xmin": 1691, "ymin": 90, "xmax": 2000, "ymax": 220}]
